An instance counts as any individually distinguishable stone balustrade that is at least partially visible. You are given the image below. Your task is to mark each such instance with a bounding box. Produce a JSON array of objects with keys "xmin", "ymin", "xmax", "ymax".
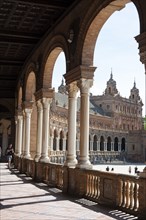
[{"xmin": 14, "ymin": 155, "xmax": 146, "ymax": 219}]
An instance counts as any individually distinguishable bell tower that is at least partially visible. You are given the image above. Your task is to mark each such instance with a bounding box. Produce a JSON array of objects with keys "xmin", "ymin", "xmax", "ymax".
[
  {"xmin": 104, "ymin": 70, "xmax": 118, "ymax": 96},
  {"xmin": 129, "ymin": 80, "xmax": 140, "ymax": 103}
]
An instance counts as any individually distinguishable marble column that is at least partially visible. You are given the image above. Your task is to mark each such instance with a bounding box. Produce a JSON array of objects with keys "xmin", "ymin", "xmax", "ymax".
[
  {"xmin": 17, "ymin": 115, "xmax": 23, "ymax": 156},
  {"xmin": 77, "ymin": 78, "xmax": 93, "ymax": 169},
  {"xmin": 21, "ymin": 112, "xmax": 25, "ymax": 156},
  {"xmin": 35, "ymin": 100, "xmax": 43, "ymax": 162},
  {"xmin": 40, "ymin": 98, "xmax": 52, "ymax": 163},
  {"xmin": 14, "ymin": 116, "xmax": 18, "ymax": 154},
  {"xmin": 23, "ymin": 108, "xmax": 32, "ymax": 159},
  {"xmin": 64, "ymin": 82, "xmax": 78, "ymax": 167}
]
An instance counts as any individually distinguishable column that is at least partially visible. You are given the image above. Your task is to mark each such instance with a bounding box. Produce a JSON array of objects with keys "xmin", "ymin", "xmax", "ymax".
[
  {"xmin": 118, "ymin": 142, "xmax": 121, "ymax": 152},
  {"xmin": 40, "ymin": 98, "xmax": 52, "ymax": 163},
  {"xmin": 104, "ymin": 141, "xmax": 107, "ymax": 151},
  {"xmin": 97, "ymin": 141, "xmax": 100, "ymax": 151},
  {"xmin": 17, "ymin": 115, "xmax": 23, "ymax": 156},
  {"xmin": 90, "ymin": 140, "xmax": 93, "ymax": 151},
  {"xmin": 77, "ymin": 78, "xmax": 93, "ymax": 169},
  {"xmin": 111, "ymin": 142, "xmax": 114, "ymax": 151},
  {"xmin": 56, "ymin": 137, "xmax": 59, "ymax": 151},
  {"xmin": 21, "ymin": 112, "xmax": 25, "ymax": 156},
  {"xmin": 64, "ymin": 82, "xmax": 78, "ymax": 167},
  {"xmin": 35, "ymin": 100, "xmax": 43, "ymax": 162},
  {"xmin": 23, "ymin": 108, "xmax": 32, "ymax": 159},
  {"xmin": 50, "ymin": 136, "xmax": 53, "ymax": 151},
  {"xmin": 62, "ymin": 138, "xmax": 66, "ymax": 151},
  {"xmin": 14, "ymin": 116, "xmax": 18, "ymax": 154}
]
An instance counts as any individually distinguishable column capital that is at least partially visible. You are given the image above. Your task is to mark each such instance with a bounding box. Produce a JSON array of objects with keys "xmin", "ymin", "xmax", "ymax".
[
  {"xmin": 24, "ymin": 108, "xmax": 32, "ymax": 116},
  {"xmin": 77, "ymin": 78, "xmax": 93, "ymax": 93},
  {"xmin": 35, "ymin": 88, "xmax": 55, "ymax": 101},
  {"xmin": 41, "ymin": 97, "xmax": 52, "ymax": 108},
  {"xmin": 36, "ymin": 99, "xmax": 43, "ymax": 110},
  {"xmin": 67, "ymin": 81, "xmax": 79, "ymax": 98}
]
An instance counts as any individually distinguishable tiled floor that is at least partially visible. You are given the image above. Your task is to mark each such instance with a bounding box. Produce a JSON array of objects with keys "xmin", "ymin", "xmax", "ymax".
[{"xmin": 0, "ymin": 163, "xmax": 138, "ymax": 220}]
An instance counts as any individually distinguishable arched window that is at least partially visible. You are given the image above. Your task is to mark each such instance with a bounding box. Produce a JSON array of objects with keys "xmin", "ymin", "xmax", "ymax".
[
  {"xmin": 100, "ymin": 136, "xmax": 104, "ymax": 151},
  {"xmin": 93, "ymin": 135, "xmax": 98, "ymax": 151},
  {"xmin": 121, "ymin": 138, "xmax": 126, "ymax": 151},
  {"xmin": 114, "ymin": 137, "xmax": 118, "ymax": 151},
  {"xmin": 107, "ymin": 136, "xmax": 111, "ymax": 151}
]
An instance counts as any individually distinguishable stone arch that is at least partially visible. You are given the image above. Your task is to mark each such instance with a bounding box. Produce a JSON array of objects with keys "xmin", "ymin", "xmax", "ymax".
[
  {"xmin": 25, "ymin": 71, "xmax": 36, "ymax": 102},
  {"xmin": 40, "ymin": 35, "xmax": 69, "ymax": 90},
  {"xmin": 24, "ymin": 71, "xmax": 37, "ymax": 158},
  {"xmin": 17, "ymin": 86, "xmax": 22, "ymax": 110},
  {"xmin": 79, "ymin": 0, "xmax": 140, "ymax": 67}
]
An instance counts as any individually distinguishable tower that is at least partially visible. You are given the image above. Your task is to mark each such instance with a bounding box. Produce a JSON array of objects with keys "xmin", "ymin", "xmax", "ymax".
[{"xmin": 104, "ymin": 71, "xmax": 118, "ymax": 96}]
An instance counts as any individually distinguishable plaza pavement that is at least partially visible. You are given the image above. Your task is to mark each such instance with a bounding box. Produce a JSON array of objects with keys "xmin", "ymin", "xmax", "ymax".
[{"xmin": 0, "ymin": 163, "xmax": 139, "ymax": 220}]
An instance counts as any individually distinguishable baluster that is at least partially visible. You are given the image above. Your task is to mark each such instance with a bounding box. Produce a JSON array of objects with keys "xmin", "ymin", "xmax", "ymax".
[
  {"xmin": 133, "ymin": 183, "xmax": 139, "ymax": 211},
  {"xmin": 121, "ymin": 181, "xmax": 126, "ymax": 207},
  {"xmin": 94, "ymin": 176, "xmax": 97, "ymax": 198},
  {"xmin": 118, "ymin": 179, "xmax": 123, "ymax": 206},
  {"xmin": 91, "ymin": 175, "xmax": 93, "ymax": 197},
  {"xmin": 126, "ymin": 181, "xmax": 130, "ymax": 208},
  {"xmin": 129, "ymin": 182, "xmax": 134, "ymax": 210}
]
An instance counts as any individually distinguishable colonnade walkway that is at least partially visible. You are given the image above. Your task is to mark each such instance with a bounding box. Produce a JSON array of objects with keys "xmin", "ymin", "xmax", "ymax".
[{"xmin": 0, "ymin": 163, "xmax": 138, "ymax": 220}]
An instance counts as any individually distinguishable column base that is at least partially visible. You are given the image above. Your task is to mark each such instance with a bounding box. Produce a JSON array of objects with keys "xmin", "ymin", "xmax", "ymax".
[
  {"xmin": 34, "ymin": 155, "xmax": 41, "ymax": 162},
  {"xmin": 64, "ymin": 159, "xmax": 77, "ymax": 168},
  {"xmin": 76, "ymin": 159, "xmax": 93, "ymax": 169},
  {"xmin": 39, "ymin": 156, "xmax": 50, "ymax": 163},
  {"xmin": 23, "ymin": 154, "xmax": 31, "ymax": 159}
]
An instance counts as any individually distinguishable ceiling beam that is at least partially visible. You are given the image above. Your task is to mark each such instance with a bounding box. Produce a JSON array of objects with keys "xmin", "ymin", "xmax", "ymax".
[{"xmin": 12, "ymin": 0, "xmax": 68, "ymax": 9}]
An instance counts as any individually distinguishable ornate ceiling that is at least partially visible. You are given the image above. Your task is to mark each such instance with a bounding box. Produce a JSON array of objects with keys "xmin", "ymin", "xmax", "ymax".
[{"xmin": 0, "ymin": 0, "xmax": 75, "ymax": 99}]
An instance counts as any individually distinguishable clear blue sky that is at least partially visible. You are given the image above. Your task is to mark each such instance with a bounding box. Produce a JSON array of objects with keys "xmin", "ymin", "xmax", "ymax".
[{"xmin": 53, "ymin": 2, "xmax": 145, "ymax": 116}]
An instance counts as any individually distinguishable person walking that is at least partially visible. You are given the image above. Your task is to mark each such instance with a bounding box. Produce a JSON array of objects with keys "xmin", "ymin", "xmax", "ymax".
[{"xmin": 5, "ymin": 144, "xmax": 14, "ymax": 169}]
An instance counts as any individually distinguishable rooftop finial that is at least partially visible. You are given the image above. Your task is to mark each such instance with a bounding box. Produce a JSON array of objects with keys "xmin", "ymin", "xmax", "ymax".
[
  {"xmin": 110, "ymin": 68, "xmax": 113, "ymax": 79},
  {"xmin": 134, "ymin": 78, "xmax": 136, "ymax": 88}
]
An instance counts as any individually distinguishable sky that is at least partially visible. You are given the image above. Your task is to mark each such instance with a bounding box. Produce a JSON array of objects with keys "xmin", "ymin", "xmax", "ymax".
[{"xmin": 52, "ymin": 2, "xmax": 145, "ymax": 116}]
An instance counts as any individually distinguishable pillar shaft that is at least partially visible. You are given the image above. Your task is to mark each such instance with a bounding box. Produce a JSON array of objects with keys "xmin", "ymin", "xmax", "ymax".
[
  {"xmin": 64, "ymin": 82, "xmax": 78, "ymax": 167},
  {"xmin": 77, "ymin": 79, "xmax": 93, "ymax": 169},
  {"xmin": 17, "ymin": 115, "xmax": 23, "ymax": 156},
  {"xmin": 40, "ymin": 98, "xmax": 51, "ymax": 162},
  {"xmin": 23, "ymin": 108, "xmax": 32, "ymax": 158},
  {"xmin": 35, "ymin": 100, "xmax": 43, "ymax": 162}
]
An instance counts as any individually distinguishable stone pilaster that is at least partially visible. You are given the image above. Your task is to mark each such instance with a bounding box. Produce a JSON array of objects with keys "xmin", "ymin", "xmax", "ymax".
[{"xmin": 64, "ymin": 81, "xmax": 78, "ymax": 167}]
